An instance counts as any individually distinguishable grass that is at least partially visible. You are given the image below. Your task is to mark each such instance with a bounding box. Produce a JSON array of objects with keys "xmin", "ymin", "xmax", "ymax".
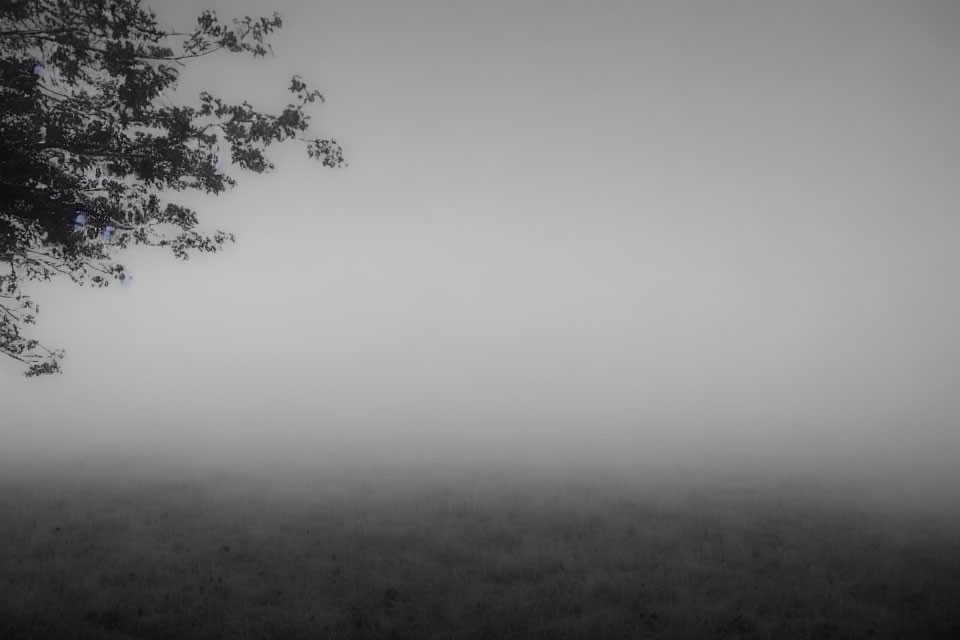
[{"xmin": 1, "ymin": 456, "xmax": 958, "ymax": 639}]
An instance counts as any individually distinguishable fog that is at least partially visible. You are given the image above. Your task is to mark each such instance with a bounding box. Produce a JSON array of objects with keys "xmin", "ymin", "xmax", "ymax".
[{"xmin": 3, "ymin": 0, "xmax": 960, "ymax": 485}]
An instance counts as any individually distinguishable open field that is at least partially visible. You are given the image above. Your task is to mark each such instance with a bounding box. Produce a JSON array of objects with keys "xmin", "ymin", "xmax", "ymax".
[{"xmin": 1, "ymin": 457, "xmax": 959, "ymax": 639}]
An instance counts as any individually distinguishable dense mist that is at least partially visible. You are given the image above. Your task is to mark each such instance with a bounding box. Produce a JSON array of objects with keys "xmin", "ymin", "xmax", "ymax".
[{"xmin": 3, "ymin": 0, "xmax": 960, "ymax": 492}]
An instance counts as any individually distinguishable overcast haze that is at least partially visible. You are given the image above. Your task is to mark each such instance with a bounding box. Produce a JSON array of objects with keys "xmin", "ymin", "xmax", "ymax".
[{"xmin": 3, "ymin": 0, "xmax": 960, "ymax": 476}]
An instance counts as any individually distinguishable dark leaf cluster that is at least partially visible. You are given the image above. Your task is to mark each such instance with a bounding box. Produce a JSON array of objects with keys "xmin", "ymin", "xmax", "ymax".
[{"xmin": 1, "ymin": 0, "xmax": 344, "ymax": 375}]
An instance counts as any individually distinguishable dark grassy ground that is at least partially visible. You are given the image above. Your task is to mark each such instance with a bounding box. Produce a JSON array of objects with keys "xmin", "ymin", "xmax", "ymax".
[{"xmin": 1, "ymin": 457, "xmax": 959, "ymax": 639}]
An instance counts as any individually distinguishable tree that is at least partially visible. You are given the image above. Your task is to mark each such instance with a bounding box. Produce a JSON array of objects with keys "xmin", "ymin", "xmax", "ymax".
[{"xmin": 0, "ymin": 0, "xmax": 344, "ymax": 376}]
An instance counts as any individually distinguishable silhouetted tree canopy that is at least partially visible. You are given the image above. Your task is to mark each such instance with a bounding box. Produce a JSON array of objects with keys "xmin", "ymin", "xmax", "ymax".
[{"xmin": 0, "ymin": 0, "xmax": 344, "ymax": 376}]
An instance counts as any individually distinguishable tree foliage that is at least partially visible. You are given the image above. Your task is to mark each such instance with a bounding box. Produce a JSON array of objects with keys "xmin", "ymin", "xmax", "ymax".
[{"xmin": 0, "ymin": 0, "xmax": 344, "ymax": 376}]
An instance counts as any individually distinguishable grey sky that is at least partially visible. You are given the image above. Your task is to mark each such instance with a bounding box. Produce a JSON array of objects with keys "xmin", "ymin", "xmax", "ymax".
[{"xmin": 3, "ymin": 0, "xmax": 960, "ymax": 472}]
